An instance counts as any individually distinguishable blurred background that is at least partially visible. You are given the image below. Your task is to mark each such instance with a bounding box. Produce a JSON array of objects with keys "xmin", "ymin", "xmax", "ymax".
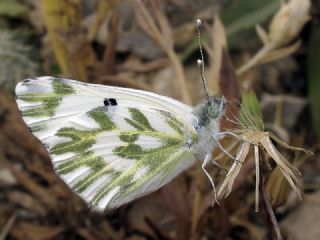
[{"xmin": 0, "ymin": 0, "xmax": 319, "ymax": 239}]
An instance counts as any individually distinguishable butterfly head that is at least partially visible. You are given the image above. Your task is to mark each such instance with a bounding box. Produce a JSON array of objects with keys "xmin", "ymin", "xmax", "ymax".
[
  {"xmin": 194, "ymin": 96, "xmax": 226, "ymax": 128},
  {"xmin": 206, "ymin": 96, "xmax": 226, "ymax": 119}
]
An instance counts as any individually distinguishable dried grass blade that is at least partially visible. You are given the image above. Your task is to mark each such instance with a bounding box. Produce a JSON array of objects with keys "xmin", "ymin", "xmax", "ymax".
[
  {"xmin": 254, "ymin": 145, "xmax": 260, "ymax": 212},
  {"xmin": 260, "ymin": 136, "xmax": 302, "ymax": 199},
  {"xmin": 258, "ymin": 41, "xmax": 301, "ymax": 65},
  {"xmin": 218, "ymin": 142, "xmax": 250, "ymax": 199},
  {"xmin": 255, "ymin": 24, "xmax": 269, "ymax": 45},
  {"xmin": 150, "ymin": 0, "xmax": 173, "ymax": 48},
  {"xmin": 269, "ymin": 131, "xmax": 313, "ymax": 155},
  {"xmin": 132, "ymin": 0, "xmax": 163, "ymax": 47}
]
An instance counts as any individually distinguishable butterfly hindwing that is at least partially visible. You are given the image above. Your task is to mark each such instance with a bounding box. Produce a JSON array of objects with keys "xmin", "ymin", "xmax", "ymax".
[{"xmin": 15, "ymin": 77, "xmax": 199, "ymax": 209}]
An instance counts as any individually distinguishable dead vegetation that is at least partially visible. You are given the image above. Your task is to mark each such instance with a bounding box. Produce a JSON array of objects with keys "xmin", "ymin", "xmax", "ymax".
[{"xmin": 0, "ymin": 0, "xmax": 319, "ymax": 239}]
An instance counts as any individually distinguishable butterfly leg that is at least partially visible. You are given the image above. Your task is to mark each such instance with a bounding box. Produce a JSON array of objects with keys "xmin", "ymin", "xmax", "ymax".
[
  {"xmin": 215, "ymin": 131, "xmax": 254, "ymax": 145},
  {"xmin": 212, "ymin": 133, "xmax": 240, "ymax": 163},
  {"xmin": 202, "ymin": 153, "xmax": 219, "ymax": 205},
  {"xmin": 210, "ymin": 158, "xmax": 228, "ymax": 172}
]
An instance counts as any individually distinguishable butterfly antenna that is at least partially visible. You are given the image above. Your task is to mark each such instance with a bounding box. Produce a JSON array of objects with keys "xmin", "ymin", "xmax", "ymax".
[{"xmin": 196, "ymin": 19, "xmax": 209, "ymax": 98}]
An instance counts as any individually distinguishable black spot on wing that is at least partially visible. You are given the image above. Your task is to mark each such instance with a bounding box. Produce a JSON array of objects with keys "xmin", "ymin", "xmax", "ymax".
[
  {"xmin": 109, "ymin": 98, "xmax": 117, "ymax": 106},
  {"xmin": 104, "ymin": 98, "xmax": 117, "ymax": 107}
]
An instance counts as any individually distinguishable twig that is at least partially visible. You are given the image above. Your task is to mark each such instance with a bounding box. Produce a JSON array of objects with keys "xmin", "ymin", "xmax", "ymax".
[
  {"xmin": 259, "ymin": 159, "xmax": 283, "ymax": 240},
  {"xmin": 0, "ymin": 212, "xmax": 17, "ymax": 240}
]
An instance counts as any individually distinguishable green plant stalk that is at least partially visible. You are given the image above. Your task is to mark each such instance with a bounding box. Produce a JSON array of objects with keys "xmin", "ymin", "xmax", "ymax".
[{"xmin": 308, "ymin": 23, "xmax": 320, "ymax": 138}]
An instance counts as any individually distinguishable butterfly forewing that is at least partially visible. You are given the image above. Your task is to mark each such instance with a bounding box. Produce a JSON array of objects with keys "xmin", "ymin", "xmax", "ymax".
[{"xmin": 15, "ymin": 77, "xmax": 199, "ymax": 209}]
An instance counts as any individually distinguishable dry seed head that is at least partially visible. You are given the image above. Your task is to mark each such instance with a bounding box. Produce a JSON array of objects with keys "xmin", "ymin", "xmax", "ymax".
[
  {"xmin": 269, "ymin": 0, "xmax": 311, "ymax": 47},
  {"xmin": 217, "ymin": 92, "xmax": 311, "ymax": 207}
]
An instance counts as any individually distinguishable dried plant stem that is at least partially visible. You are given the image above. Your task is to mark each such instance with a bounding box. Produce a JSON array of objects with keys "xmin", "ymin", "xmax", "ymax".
[
  {"xmin": 254, "ymin": 145, "xmax": 260, "ymax": 212},
  {"xmin": 205, "ymin": 15, "xmax": 227, "ymax": 95},
  {"xmin": 191, "ymin": 192, "xmax": 200, "ymax": 238},
  {"xmin": 132, "ymin": 0, "xmax": 191, "ymax": 104},
  {"xmin": 237, "ymin": 0, "xmax": 310, "ymax": 75},
  {"xmin": 236, "ymin": 43, "xmax": 275, "ymax": 75},
  {"xmin": 269, "ymin": 132, "xmax": 313, "ymax": 155},
  {"xmin": 259, "ymin": 162, "xmax": 283, "ymax": 240},
  {"xmin": 0, "ymin": 212, "xmax": 17, "ymax": 240},
  {"xmin": 42, "ymin": 0, "xmax": 75, "ymax": 75},
  {"xmin": 102, "ymin": 11, "xmax": 119, "ymax": 75},
  {"xmin": 42, "ymin": 0, "xmax": 96, "ymax": 80},
  {"xmin": 88, "ymin": 0, "xmax": 117, "ymax": 40},
  {"xmin": 167, "ymin": 50, "xmax": 191, "ymax": 104}
]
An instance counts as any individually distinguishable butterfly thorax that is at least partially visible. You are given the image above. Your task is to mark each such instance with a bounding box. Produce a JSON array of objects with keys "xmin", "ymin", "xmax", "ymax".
[{"xmin": 192, "ymin": 96, "xmax": 226, "ymax": 157}]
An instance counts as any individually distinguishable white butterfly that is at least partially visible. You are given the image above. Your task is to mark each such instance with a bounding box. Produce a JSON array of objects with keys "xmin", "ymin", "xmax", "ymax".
[{"xmin": 14, "ymin": 75, "xmax": 231, "ymax": 210}]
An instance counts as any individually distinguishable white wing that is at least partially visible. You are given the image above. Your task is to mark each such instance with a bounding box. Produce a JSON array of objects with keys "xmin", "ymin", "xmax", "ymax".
[{"xmin": 15, "ymin": 77, "xmax": 200, "ymax": 209}]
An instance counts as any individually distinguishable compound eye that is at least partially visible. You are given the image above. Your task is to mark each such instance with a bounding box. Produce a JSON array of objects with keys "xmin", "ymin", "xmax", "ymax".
[{"xmin": 208, "ymin": 105, "xmax": 219, "ymax": 118}]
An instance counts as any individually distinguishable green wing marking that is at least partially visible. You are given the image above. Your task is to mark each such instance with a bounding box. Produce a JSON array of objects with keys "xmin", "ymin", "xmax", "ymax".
[
  {"xmin": 125, "ymin": 108, "xmax": 155, "ymax": 131},
  {"xmin": 17, "ymin": 79, "xmax": 199, "ymax": 209},
  {"xmin": 54, "ymin": 107, "xmax": 198, "ymax": 207},
  {"xmin": 51, "ymin": 109, "xmax": 117, "ymax": 155},
  {"xmin": 18, "ymin": 80, "xmax": 75, "ymax": 117}
]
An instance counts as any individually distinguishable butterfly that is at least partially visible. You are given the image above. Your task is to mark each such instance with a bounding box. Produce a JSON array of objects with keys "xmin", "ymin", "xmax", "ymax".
[{"xmin": 14, "ymin": 75, "xmax": 229, "ymax": 210}]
